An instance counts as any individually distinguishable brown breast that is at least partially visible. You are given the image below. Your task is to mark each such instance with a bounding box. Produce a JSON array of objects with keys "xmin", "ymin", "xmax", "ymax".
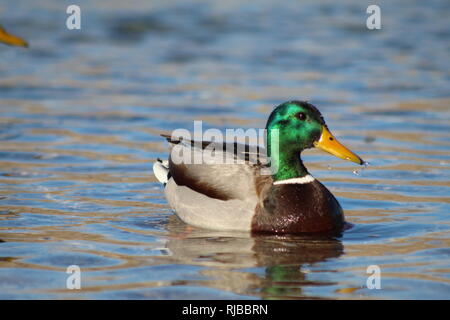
[{"xmin": 251, "ymin": 180, "xmax": 344, "ymax": 234}]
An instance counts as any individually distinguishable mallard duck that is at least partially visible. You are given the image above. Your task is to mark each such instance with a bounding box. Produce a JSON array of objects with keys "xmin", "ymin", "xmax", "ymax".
[
  {"xmin": 154, "ymin": 101, "xmax": 364, "ymax": 234},
  {"xmin": 0, "ymin": 24, "xmax": 28, "ymax": 47}
]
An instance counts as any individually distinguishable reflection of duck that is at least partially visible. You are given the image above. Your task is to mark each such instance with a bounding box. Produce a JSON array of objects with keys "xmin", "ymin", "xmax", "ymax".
[
  {"xmin": 0, "ymin": 24, "xmax": 28, "ymax": 47},
  {"xmin": 154, "ymin": 101, "xmax": 364, "ymax": 233},
  {"xmin": 163, "ymin": 216, "xmax": 344, "ymax": 298}
]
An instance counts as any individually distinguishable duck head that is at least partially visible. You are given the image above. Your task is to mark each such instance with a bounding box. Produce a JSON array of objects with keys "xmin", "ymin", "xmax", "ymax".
[{"xmin": 266, "ymin": 101, "xmax": 363, "ymax": 181}]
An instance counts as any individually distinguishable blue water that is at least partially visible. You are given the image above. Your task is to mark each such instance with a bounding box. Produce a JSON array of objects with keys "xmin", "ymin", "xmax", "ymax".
[{"xmin": 0, "ymin": 0, "xmax": 449, "ymax": 299}]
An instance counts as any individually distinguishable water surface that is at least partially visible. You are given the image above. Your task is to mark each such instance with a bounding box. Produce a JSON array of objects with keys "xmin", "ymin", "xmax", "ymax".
[{"xmin": 0, "ymin": 0, "xmax": 450, "ymax": 299}]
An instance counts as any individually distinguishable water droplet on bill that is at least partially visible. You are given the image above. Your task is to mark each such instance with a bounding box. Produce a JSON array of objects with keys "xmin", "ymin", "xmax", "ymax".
[{"xmin": 353, "ymin": 161, "xmax": 370, "ymax": 176}]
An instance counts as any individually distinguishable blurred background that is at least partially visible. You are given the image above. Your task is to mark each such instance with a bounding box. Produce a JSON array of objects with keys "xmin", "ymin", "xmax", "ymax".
[{"xmin": 0, "ymin": 0, "xmax": 449, "ymax": 299}]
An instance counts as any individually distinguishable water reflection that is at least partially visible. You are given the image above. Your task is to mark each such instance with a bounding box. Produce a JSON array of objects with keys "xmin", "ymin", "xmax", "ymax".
[{"xmin": 164, "ymin": 217, "xmax": 343, "ymax": 299}]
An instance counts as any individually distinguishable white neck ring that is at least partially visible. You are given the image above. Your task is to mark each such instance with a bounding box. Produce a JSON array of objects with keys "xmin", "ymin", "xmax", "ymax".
[{"xmin": 273, "ymin": 175, "xmax": 315, "ymax": 185}]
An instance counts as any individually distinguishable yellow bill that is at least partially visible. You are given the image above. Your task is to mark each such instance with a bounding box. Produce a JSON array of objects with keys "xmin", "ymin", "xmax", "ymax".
[
  {"xmin": 0, "ymin": 26, "xmax": 28, "ymax": 47},
  {"xmin": 313, "ymin": 126, "xmax": 364, "ymax": 165}
]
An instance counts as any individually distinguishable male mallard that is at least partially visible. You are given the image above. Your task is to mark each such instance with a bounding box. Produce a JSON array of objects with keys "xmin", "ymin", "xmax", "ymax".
[
  {"xmin": 0, "ymin": 24, "xmax": 28, "ymax": 47},
  {"xmin": 154, "ymin": 101, "xmax": 364, "ymax": 234}
]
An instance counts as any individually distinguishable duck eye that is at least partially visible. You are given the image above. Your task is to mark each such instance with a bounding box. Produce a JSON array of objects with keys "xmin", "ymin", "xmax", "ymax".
[{"xmin": 296, "ymin": 112, "xmax": 307, "ymax": 121}]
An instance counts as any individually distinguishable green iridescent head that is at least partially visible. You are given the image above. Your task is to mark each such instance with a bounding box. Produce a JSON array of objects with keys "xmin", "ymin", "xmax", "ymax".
[
  {"xmin": 265, "ymin": 101, "xmax": 363, "ymax": 181},
  {"xmin": 266, "ymin": 101, "xmax": 325, "ymax": 153}
]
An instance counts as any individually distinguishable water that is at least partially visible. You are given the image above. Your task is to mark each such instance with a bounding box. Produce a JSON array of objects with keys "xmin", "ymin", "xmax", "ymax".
[{"xmin": 1, "ymin": 0, "xmax": 450, "ymax": 299}]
